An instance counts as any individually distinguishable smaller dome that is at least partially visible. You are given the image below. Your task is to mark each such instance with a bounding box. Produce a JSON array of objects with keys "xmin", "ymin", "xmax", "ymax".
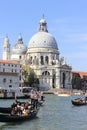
[
  {"xmin": 12, "ymin": 44, "xmax": 27, "ymax": 54},
  {"xmin": 12, "ymin": 34, "xmax": 27, "ymax": 54}
]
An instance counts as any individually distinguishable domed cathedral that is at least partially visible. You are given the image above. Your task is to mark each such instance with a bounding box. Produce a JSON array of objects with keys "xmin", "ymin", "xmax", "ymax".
[
  {"xmin": 26, "ymin": 16, "xmax": 72, "ymax": 90},
  {"xmin": 2, "ymin": 16, "xmax": 72, "ymax": 90}
]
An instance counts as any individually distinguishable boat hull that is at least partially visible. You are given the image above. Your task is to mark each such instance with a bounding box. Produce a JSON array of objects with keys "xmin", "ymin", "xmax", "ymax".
[
  {"xmin": 0, "ymin": 107, "xmax": 11, "ymax": 114},
  {"xmin": 71, "ymin": 100, "xmax": 86, "ymax": 106},
  {"xmin": 0, "ymin": 111, "xmax": 38, "ymax": 122}
]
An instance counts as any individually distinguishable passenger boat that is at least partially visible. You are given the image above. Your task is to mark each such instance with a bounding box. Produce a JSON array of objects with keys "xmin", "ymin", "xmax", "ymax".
[
  {"xmin": 0, "ymin": 107, "xmax": 11, "ymax": 114},
  {"xmin": 0, "ymin": 110, "xmax": 38, "ymax": 122},
  {"xmin": 71, "ymin": 98, "xmax": 86, "ymax": 106},
  {"xmin": 0, "ymin": 100, "xmax": 43, "ymax": 114},
  {"xmin": 71, "ymin": 93, "xmax": 87, "ymax": 106},
  {"xmin": 0, "ymin": 95, "xmax": 30, "ymax": 99},
  {"xmin": 0, "ymin": 100, "xmax": 25, "ymax": 114}
]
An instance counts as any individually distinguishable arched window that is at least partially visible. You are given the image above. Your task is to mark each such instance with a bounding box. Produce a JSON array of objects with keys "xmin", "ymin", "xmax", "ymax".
[
  {"xmin": 41, "ymin": 56, "xmax": 44, "ymax": 65},
  {"xmin": 9, "ymin": 79, "xmax": 12, "ymax": 83},
  {"xmin": 42, "ymin": 71, "xmax": 50, "ymax": 76},
  {"xmin": 19, "ymin": 55, "xmax": 21, "ymax": 59},
  {"xmin": 29, "ymin": 56, "xmax": 32, "ymax": 64},
  {"xmin": 3, "ymin": 78, "xmax": 6, "ymax": 83},
  {"xmin": 33, "ymin": 56, "xmax": 37, "ymax": 65},
  {"xmin": 45, "ymin": 56, "xmax": 49, "ymax": 64}
]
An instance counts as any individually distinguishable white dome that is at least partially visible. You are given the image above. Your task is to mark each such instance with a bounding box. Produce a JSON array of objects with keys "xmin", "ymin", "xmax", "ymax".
[
  {"xmin": 12, "ymin": 34, "xmax": 27, "ymax": 54},
  {"xmin": 28, "ymin": 31, "xmax": 58, "ymax": 49},
  {"xmin": 12, "ymin": 43, "xmax": 27, "ymax": 54}
]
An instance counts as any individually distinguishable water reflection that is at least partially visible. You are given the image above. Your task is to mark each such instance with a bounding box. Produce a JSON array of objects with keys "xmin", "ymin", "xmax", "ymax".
[{"xmin": 0, "ymin": 123, "xmax": 17, "ymax": 130}]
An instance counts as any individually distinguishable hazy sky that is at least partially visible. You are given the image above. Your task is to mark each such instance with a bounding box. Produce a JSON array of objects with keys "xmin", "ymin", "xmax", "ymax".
[{"xmin": 0, "ymin": 0, "xmax": 87, "ymax": 72}]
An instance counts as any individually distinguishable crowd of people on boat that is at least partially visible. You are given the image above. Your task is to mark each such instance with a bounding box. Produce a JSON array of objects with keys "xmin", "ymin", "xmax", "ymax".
[{"xmin": 10, "ymin": 90, "xmax": 45, "ymax": 116}]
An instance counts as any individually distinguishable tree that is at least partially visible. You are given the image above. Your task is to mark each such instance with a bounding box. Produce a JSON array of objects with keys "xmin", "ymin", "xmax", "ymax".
[
  {"xmin": 22, "ymin": 65, "xmax": 39, "ymax": 87},
  {"xmin": 22, "ymin": 65, "xmax": 30, "ymax": 86}
]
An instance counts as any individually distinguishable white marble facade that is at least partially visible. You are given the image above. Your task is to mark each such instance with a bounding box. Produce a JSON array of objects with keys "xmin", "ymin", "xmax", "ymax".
[{"xmin": 3, "ymin": 16, "xmax": 72, "ymax": 90}]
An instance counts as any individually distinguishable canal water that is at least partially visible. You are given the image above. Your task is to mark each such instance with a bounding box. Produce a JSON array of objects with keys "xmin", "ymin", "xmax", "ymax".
[{"xmin": 0, "ymin": 94, "xmax": 87, "ymax": 130}]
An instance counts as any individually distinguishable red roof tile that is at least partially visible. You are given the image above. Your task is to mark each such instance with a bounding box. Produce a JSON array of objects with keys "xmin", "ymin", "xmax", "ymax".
[
  {"xmin": 72, "ymin": 71, "xmax": 87, "ymax": 78},
  {"xmin": 0, "ymin": 60, "xmax": 20, "ymax": 65}
]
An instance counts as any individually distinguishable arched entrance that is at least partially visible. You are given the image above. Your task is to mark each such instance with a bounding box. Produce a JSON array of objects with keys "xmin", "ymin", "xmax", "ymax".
[
  {"xmin": 62, "ymin": 72, "xmax": 65, "ymax": 88},
  {"xmin": 52, "ymin": 74, "xmax": 55, "ymax": 88}
]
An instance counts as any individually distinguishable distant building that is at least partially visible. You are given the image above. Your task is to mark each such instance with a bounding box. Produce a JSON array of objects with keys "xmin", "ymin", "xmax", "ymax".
[
  {"xmin": 72, "ymin": 71, "xmax": 87, "ymax": 91},
  {"xmin": 2, "ymin": 16, "xmax": 72, "ymax": 90},
  {"xmin": 0, "ymin": 60, "xmax": 22, "ymax": 97}
]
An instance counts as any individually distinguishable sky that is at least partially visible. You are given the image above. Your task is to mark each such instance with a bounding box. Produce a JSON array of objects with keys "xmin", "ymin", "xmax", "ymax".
[{"xmin": 0, "ymin": 0, "xmax": 87, "ymax": 72}]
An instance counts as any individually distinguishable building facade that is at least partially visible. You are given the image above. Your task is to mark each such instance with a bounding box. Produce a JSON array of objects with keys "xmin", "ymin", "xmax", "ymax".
[
  {"xmin": 72, "ymin": 71, "xmax": 87, "ymax": 91},
  {"xmin": 3, "ymin": 17, "xmax": 72, "ymax": 90},
  {"xmin": 0, "ymin": 60, "xmax": 22, "ymax": 97}
]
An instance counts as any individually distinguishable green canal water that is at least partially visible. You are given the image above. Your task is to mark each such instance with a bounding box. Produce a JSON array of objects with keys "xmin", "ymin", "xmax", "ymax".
[{"xmin": 0, "ymin": 94, "xmax": 87, "ymax": 130}]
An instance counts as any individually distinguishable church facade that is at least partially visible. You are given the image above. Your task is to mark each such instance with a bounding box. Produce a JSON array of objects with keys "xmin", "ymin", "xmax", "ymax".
[{"xmin": 3, "ymin": 17, "xmax": 72, "ymax": 90}]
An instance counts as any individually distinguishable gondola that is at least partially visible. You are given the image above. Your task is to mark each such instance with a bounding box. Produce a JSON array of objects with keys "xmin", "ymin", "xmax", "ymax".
[
  {"xmin": 0, "ymin": 100, "xmax": 44, "ymax": 114},
  {"xmin": 0, "ymin": 107, "xmax": 11, "ymax": 114},
  {"xmin": 0, "ymin": 110, "xmax": 38, "ymax": 122},
  {"xmin": 0, "ymin": 95, "xmax": 30, "ymax": 99},
  {"xmin": 71, "ymin": 99, "xmax": 86, "ymax": 106},
  {"xmin": 0, "ymin": 100, "xmax": 25, "ymax": 114}
]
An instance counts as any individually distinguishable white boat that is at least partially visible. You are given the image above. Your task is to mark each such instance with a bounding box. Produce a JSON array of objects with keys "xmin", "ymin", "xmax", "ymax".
[
  {"xmin": 58, "ymin": 93, "xmax": 71, "ymax": 97},
  {"xmin": 55, "ymin": 91, "xmax": 71, "ymax": 96}
]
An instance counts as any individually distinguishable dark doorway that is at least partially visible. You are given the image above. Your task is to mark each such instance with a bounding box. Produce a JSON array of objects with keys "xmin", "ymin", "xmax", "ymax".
[
  {"xmin": 63, "ymin": 73, "xmax": 65, "ymax": 88},
  {"xmin": 52, "ymin": 74, "xmax": 55, "ymax": 88}
]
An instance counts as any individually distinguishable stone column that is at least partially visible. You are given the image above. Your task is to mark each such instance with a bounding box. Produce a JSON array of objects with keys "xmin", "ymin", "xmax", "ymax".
[
  {"xmin": 55, "ymin": 68, "xmax": 60, "ymax": 89},
  {"xmin": 49, "ymin": 53, "xmax": 52, "ymax": 65},
  {"xmin": 39, "ymin": 53, "xmax": 41, "ymax": 65}
]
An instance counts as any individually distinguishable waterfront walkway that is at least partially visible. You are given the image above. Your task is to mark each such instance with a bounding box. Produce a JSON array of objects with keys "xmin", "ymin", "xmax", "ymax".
[{"xmin": 43, "ymin": 88, "xmax": 83, "ymax": 95}]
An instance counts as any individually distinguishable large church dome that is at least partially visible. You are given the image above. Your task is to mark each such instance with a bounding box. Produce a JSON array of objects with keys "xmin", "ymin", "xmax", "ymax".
[
  {"xmin": 12, "ymin": 34, "xmax": 27, "ymax": 54},
  {"xmin": 28, "ymin": 17, "xmax": 58, "ymax": 49},
  {"xmin": 28, "ymin": 32, "xmax": 58, "ymax": 49}
]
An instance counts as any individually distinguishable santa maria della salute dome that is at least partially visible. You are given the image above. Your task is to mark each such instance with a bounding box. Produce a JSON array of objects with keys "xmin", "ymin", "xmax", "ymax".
[
  {"xmin": 28, "ymin": 31, "xmax": 58, "ymax": 49},
  {"xmin": 2, "ymin": 16, "xmax": 72, "ymax": 90}
]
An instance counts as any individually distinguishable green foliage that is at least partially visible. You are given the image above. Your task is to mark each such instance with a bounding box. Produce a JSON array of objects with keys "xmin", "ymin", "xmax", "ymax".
[{"xmin": 22, "ymin": 65, "xmax": 39, "ymax": 87}]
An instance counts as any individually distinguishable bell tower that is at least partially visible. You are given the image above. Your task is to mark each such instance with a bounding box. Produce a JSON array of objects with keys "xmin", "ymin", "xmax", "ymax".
[{"xmin": 3, "ymin": 35, "xmax": 10, "ymax": 60}]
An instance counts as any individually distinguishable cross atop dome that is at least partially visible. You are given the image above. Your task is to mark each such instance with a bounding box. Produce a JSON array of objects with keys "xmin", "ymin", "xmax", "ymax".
[
  {"xmin": 18, "ymin": 33, "xmax": 22, "ymax": 41},
  {"xmin": 17, "ymin": 33, "xmax": 23, "ymax": 44},
  {"xmin": 38, "ymin": 15, "xmax": 48, "ymax": 32},
  {"xmin": 42, "ymin": 14, "xmax": 44, "ymax": 19}
]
